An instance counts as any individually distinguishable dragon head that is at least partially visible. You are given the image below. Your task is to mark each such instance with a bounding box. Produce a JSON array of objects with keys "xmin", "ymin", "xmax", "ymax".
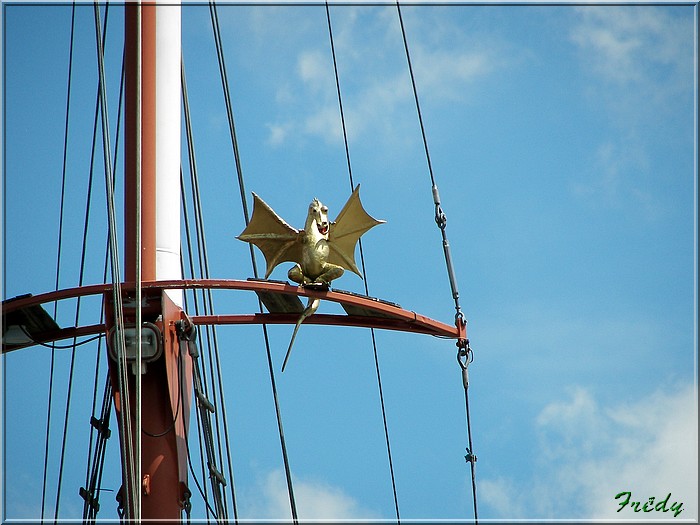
[{"xmin": 307, "ymin": 198, "xmax": 330, "ymax": 238}]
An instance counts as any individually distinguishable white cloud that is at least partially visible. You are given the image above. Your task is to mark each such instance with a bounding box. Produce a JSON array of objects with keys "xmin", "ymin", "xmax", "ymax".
[
  {"xmin": 241, "ymin": 468, "xmax": 381, "ymax": 520},
  {"xmin": 569, "ymin": 6, "xmax": 693, "ymax": 216},
  {"xmin": 265, "ymin": 7, "xmax": 501, "ymax": 147},
  {"xmin": 409, "ymin": 46, "xmax": 498, "ymax": 99},
  {"xmin": 303, "ymin": 105, "xmax": 343, "ymax": 143},
  {"xmin": 571, "ymin": 6, "xmax": 692, "ymax": 89},
  {"xmin": 298, "ymin": 50, "xmax": 331, "ymax": 85},
  {"xmin": 266, "ymin": 123, "xmax": 289, "ymax": 146},
  {"xmin": 480, "ymin": 383, "xmax": 698, "ymax": 520}
]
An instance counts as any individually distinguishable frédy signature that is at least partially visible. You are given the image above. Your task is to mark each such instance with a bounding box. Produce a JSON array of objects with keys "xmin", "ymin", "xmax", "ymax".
[{"xmin": 615, "ymin": 491, "xmax": 683, "ymax": 517}]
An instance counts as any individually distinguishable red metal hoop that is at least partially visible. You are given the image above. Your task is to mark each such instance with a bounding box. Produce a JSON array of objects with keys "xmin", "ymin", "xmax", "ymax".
[{"xmin": 2, "ymin": 278, "xmax": 461, "ymax": 354}]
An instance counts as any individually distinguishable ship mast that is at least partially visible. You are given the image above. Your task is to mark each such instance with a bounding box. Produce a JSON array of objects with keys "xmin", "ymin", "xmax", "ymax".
[{"xmin": 104, "ymin": 2, "xmax": 190, "ymax": 520}]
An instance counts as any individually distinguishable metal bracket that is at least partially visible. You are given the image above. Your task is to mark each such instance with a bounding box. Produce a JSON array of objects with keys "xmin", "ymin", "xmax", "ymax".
[
  {"xmin": 179, "ymin": 484, "xmax": 192, "ymax": 518},
  {"xmin": 90, "ymin": 415, "xmax": 112, "ymax": 440},
  {"xmin": 79, "ymin": 486, "xmax": 100, "ymax": 513},
  {"xmin": 464, "ymin": 447, "xmax": 477, "ymax": 464}
]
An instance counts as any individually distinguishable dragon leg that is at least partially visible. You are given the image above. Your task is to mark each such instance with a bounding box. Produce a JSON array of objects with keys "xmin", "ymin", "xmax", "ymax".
[
  {"xmin": 281, "ymin": 297, "xmax": 320, "ymax": 372},
  {"xmin": 287, "ymin": 264, "xmax": 306, "ymax": 285},
  {"xmin": 314, "ymin": 264, "xmax": 344, "ymax": 285}
]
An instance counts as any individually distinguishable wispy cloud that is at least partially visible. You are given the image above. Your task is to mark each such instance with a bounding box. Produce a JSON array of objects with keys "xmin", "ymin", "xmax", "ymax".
[
  {"xmin": 569, "ymin": 6, "xmax": 693, "ymax": 215},
  {"xmin": 571, "ymin": 6, "xmax": 692, "ymax": 90},
  {"xmin": 241, "ymin": 468, "xmax": 381, "ymax": 520},
  {"xmin": 571, "ymin": 140, "xmax": 659, "ymax": 218},
  {"xmin": 480, "ymin": 383, "xmax": 698, "ymax": 520},
  {"xmin": 264, "ymin": 6, "xmax": 501, "ymax": 147}
]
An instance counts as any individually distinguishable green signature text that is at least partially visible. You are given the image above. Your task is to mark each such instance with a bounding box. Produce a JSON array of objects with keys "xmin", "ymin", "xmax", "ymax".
[{"xmin": 615, "ymin": 491, "xmax": 683, "ymax": 517}]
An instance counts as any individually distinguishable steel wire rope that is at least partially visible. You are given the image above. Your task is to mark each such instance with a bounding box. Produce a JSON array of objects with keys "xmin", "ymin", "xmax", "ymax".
[
  {"xmin": 72, "ymin": 36, "xmax": 124, "ymax": 519},
  {"xmin": 180, "ymin": 176, "xmax": 215, "ymax": 521},
  {"xmin": 94, "ymin": 2, "xmax": 136, "ymax": 518},
  {"xmin": 179, "ymin": 191, "xmax": 212, "ymax": 518},
  {"xmin": 18, "ymin": 328, "xmax": 103, "ymax": 350},
  {"xmin": 197, "ymin": 15, "xmax": 240, "ymax": 507},
  {"xmin": 180, "ymin": 167, "xmax": 226, "ymax": 522},
  {"xmin": 82, "ymin": 218, "xmax": 122, "ymax": 521},
  {"xmin": 82, "ymin": 376, "xmax": 113, "ymax": 521},
  {"xmin": 324, "ymin": 4, "xmax": 401, "ymax": 522},
  {"xmin": 187, "ymin": 323, "xmax": 228, "ymax": 521},
  {"xmin": 82, "ymin": 37, "xmax": 125, "ymax": 522},
  {"xmin": 182, "ymin": 57, "xmax": 236, "ymax": 521},
  {"xmin": 180, "ymin": 55, "xmax": 223, "ymax": 478},
  {"xmin": 178, "ymin": 56, "xmax": 224, "ymax": 477},
  {"xmin": 179, "ymin": 186, "xmax": 212, "ymax": 519},
  {"xmin": 174, "ymin": 265, "xmax": 224, "ymax": 522},
  {"xmin": 40, "ymin": 4, "xmax": 76, "ymax": 519},
  {"xmin": 395, "ymin": 3, "xmax": 478, "ymax": 522},
  {"xmin": 132, "ymin": 5, "xmax": 143, "ymax": 518},
  {"xmin": 172, "ymin": 308, "xmax": 220, "ymax": 520},
  {"xmin": 207, "ymin": 3, "xmax": 298, "ymax": 522},
  {"xmin": 54, "ymin": 7, "xmax": 117, "ymax": 519}
]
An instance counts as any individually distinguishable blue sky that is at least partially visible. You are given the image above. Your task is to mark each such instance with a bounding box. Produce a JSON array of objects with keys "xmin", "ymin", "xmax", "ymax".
[{"xmin": 2, "ymin": 2, "xmax": 697, "ymax": 522}]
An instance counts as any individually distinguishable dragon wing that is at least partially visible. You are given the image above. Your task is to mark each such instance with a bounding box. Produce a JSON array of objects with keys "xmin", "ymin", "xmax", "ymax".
[
  {"xmin": 328, "ymin": 184, "xmax": 385, "ymax": 277},
  {"xmin": 237, "ymin": 193, "xmax": 302, "ymax": 279}
]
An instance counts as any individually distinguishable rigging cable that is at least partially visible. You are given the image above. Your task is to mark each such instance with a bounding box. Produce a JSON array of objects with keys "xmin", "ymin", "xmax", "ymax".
[
  {"xmin": 41, "ymin": 3, "xmax": 76, "ymax": 519},
  {"xmin": 94, "ymin": 2, "xmax": 136, "ymax": 518},
  {"xmin": 208, "ymin": 2, "xmax": 299, "ymax": 522},
  {"xmin": 325, "ymin": 4, "xmax": 401, "ymax": 522},
  {"xmin": 395, "ymin": 3, "xmax": 478, "ymax": 522},
  {"xmin": 172, "ymin": 297, "xmax": 220, "ymax": 520},
  {"xmin": 177, "ymin": 321, "xmax": 227, "ymax": 520},
  {"xmin": 19, "ymin": 327, "xmax": 103, "ymax": 350},
  {"xmin": 82, "ymin": 37, "xmax": 126, "ymax": 523},
  {"xmin": 182, "ymin": 57, "xmax": 236, "ymax": 522},
  {"xmin": 81, "ymin": 375, "xmax": 114, "ymax": 521},
  {"xmin": 54, "ymin": 6, "xmax": 115, "ymax": 519},
  {"xmin": 180, "ymin": 169, "xmax": 214, "ymax": 520}
]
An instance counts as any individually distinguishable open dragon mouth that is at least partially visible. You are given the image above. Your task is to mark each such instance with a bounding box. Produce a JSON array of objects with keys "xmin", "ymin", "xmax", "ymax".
[{"xmin": 317, "ymin": 222, "xmax": 329, "ymax": 235}]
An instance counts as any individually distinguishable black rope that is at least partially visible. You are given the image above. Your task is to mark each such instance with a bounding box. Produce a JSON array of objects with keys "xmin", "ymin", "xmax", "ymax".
[
  {"xmin": 325, "ymin": 4, "xmax": 401, "ymax": 522},
  {"xmin": 179, "ymin": 174, "xmax": 214, "ymax": 521},
  {"xmin": 178, "ymin": 321, "xmax": 228, "ymax": 522},
  {"xmin": 208, "ymin": 1, "xmax": 251, "ymax": 233},
  {"xmin": 179, "ymin": 340, "xmax": 219, "ymax": 520},
  {"xmin": 41, "ymin": 4, "xmax": 76, "ymax": 518},
  {"xmin": 81, "ymin": 375, "xmax": 113, "ymax": 521},
  {"xmin": 94, "ymin": 2, "xmax": 134, "ymax": 518},
  {"xmin": 165, "ymin": 295, "xmax": 217, "ymax": 521},
  {"xmin": 18, "ymin": 326, "xmax": 104, "ymax": 350},
  {"xmin": 396, "ymin": 3, "xmax": 477, "ymax": 522},
  {"xmin": 141, "ymin": 385, "xmax": 181, "ymax": 438},
  {"xmin": 182, "ymin": 56, "xmax": 237, "ymax": 522},
  {"xmin": 458, "ymin": 341, "xmax": 478, "ymax": 523},
  {"xmin": 395, "ymin": 3, "xmax": 436, "ymax": 188},
  {"xmin": 56, "ymin": 0, "xmax": 104, "ymax": 503},
  {"xmin": 263, "ymin": 322, "xmax": 299, "ymax": 524},
  {"xmin": 83, "ymin": 33, "xmax": 125, "ymax": 523},
  {"xmin": 180, "ymin": 169, "xmax": 200, "ymax": 309},
  {"xmin": 81, "ymin": 24, "xmax": 110, "ymax": 511},
  {"xmin": 207, "ymin": 3, "xmax": 299, "ymax": 522}
]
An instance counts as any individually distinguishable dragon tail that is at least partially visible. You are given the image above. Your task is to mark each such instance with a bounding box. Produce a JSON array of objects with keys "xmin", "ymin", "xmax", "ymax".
[{"xmin": 281, "ymin": 297, "xmax": 320, "ymax": 372}]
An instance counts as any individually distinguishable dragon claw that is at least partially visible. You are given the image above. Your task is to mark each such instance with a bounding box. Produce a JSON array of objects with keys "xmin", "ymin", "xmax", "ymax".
[{"xmin": 303, "ymin": 281, "xmax": 330, "ymax": 291}]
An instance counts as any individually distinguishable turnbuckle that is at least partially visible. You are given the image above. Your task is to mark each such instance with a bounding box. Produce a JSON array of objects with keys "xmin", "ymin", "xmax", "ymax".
[{"xmin": 432, "ymin": 185, "xmax": 447, "ymax": 230}]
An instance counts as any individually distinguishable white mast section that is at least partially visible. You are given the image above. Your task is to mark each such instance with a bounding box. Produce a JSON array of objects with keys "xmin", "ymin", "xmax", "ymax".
[{"xmin": 155, "ymin": 2, "xmax": 182, "ymax": 307}]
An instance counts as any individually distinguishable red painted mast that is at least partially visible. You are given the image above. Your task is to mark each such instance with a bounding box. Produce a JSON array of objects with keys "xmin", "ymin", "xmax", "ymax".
[{"xmin": 105, "ymin": 2, "xmax": 190, "ymax": 520}]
